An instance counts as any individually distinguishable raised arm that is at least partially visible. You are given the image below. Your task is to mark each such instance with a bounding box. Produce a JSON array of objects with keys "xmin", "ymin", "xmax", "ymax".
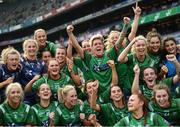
[
  {"xmin": 166, "ymin": 54, "xmax": 180, "ymax": 84},
  {"xmin": 128, "ymin": 2, "xmax": 141, "ymax": 41},
  {"xmin": 90, "ymin": 85, "xmax": 101, "ymax": 112},
  {"xmin": 107, "ymin": 60, "xmax": 118, "ymax": 86},
  {"xmin": 66, "ymin": 57, "xmax": 81, "ymax": 86},
  {"xmin": 66, "ymin": 25, "xmax": 84, "ymax": 58},
  {"xmin": 66, "ymin": 39, "xmax": 73, "ymax": 59},
  {"xmin": 115, "ymin": 17, "xmax": 130, "ymax": 50},
  {"xmin": 157, "ymin": 65, "xmax": 168, "ymax": 80},
  {"xmin": 131, "ymin": 64, "xmax": 140, "ymax": 94},
  {"xmin": 24, "ymin": 75, "xmax": 41, "ymax": 92},
  {"xmin": 118, "ymin": 38, "xmax": 136, "ymax": 63}
]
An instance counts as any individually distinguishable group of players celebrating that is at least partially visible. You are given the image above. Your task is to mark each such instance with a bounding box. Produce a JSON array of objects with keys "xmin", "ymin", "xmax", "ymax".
[{"xmin": 0, "ymin": 2, "xmax": 179, "ymax": 126}]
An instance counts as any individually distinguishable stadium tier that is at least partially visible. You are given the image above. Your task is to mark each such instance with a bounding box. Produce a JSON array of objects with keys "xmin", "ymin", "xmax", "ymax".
[{"xmin": 0, "ymin": 0, "xmax": 179, "ymax": 50}]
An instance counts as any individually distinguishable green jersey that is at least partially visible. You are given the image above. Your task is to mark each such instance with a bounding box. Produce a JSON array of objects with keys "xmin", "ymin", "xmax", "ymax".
[
  {"xmin": 82, "ymin": 47, "xmax": 117, "ymax": 93},
  {"xmin": 98, "ymin": 86, "xmax": 111, "ymax": 103},
  {"xmin": 100, "ymin": 103, "xmax": 128, "ymax": 126},
  {"xmin": 80, "ymin": 100, "xmax": 100, "ymax": 119},
  {"xmin": 126, "ymin": 54, "xmax": 156, "ymax": 89},
  {"xmin": 61, "ymin": 64, "xmax": 78, "ymax": 78},
  {"xmin": 114, "ymin": 112, "xmax": 169, "ymax": 127},
  {"xmin": 149, "ymin": 98, "xmax": 180, "ymax": 125},
  {"xmin": 60, "ymin": 64, "xmax": 86, "ymax": 100},
  {"xmin": 80, "ymin": 99, "xmax": 105, "ymax": 126},
  {"xmin": 54, "ymin": 103, "xmax": 82, "ymax": 126},
  {"xmin": 27, "ymin": 101, "xmax": 58, "ymax": 126},
  {"xmin": 74, "ymin": 57, "xmax": 94, "ymax": 81},
  {"xmin": 116, "ymin": 47, "xmax": 131, "ymax": 89},
  {"xmin": 141, "ymin": 77, "xmax": 173, "ymax": 101},
  {"xmin": 0, "ymin": 102, "xmax": 30, "ymax": 126},
  {"xmin": 32, "ymin": 73, "xmax": 71, "ymax": 100},
  {"xmin": 37, "ymin": 41, "xmax": 57, "ymax": 58},
  {"xmin": 148, "ymin": 52, "xmax": 161, "ymax": 69},
  {"xmin": 158, "ymin": 77, "xmax": 173, "ymax": 87}
]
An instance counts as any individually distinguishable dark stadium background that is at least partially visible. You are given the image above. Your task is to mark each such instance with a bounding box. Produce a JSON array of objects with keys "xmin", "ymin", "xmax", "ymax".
[{"xmin": 0, "ymin": 0, "xmax": 179, "ymax": 53}]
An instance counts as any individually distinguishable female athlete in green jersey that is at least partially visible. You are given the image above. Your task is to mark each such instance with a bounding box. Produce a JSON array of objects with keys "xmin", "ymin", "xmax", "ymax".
[
  {"xmin": 114, "ymin": 93, "xmax": 169, "ymax": 127},
  {"xmin": 149, "ymin": 84, "xmax": 180, "ymax": 125},
  {"xmin": 0, "ymin": 83, "xmax": 30, "ymax": 126},
  {"xmin": 118, "ymin": 35, "xmax": 157, "ymax": 86},
  {"xmin": 146, "ymin": 29, "xmax": 162, "ymax": 69},
  {"xmin": 55, "ymin": 47, "xmax": 81, "ymax": 86},
  {"xmin": 132, "ymin": 55, "xmax": 180, "ymax": 101},
  {"xmin": 54, "ymin": 85, "xmax": 82, "ymax": 126},
  {"xmin": 66, "ymin": 17, "xmax": 129, "ymax": 94},
  {"xmin": 81, "ymin": 59, "xmax": 118, "ymax": 126},
  {"xmin": 90, "ymin": 84, "xmax": 128, "ymax": 126},
  {"xmin": 80, "ymin": 80, "xmax": 101, "ymax": 126},
  {"xmin": 34, "ymin": 29, "xmax": 57, "ymax": 58},
  {"xmin": 27, "ymin": 83, "xmax": 58, "ymax": 126},
  {"xmin": 25, "ymin": 58, "xmax": 72, "ymax": 100}
]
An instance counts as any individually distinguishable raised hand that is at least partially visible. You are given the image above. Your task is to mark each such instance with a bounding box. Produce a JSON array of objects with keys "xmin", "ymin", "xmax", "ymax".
[
  {"xmin": 133, "ymin": 64, "xmax": 140, "ymax": 74},
  {"xmin": 160, "ymin": 65, "xmax": 168, "ymax": 74},
  {"xmin": 33, "ymin": 75, "xmax": 41, "ymax": 81},
  {"xmin": 66, "ymin": 57, "xmax": 74, "ymax": 73},
  {"xmin": 123, "ymin": 17, "xmax": 131, "ymax": 25},
  {"xmin": 107, "ymin": 60, "xmax": 115, "ymax": 68},
  {"xmin": 166, "ymin": 54, "xmax": 177, "ymax": 62},
  {"xmin": 66, "ymin": 25, "xmax": 74, "ymax": 33},
  {"xmin": 93, "ymin": 80, "xmax": 99, "ymax": 92},
  {"xmin": 130, "ymin": 37, "xmax": 138, "ymax": 45},
  {"xmin": 132, "ymin": 1, "xmax": 141, "ymax": 16},
  {"xmin": 90, "ymin": 84, "xmax": 98, "ymax": 100}
]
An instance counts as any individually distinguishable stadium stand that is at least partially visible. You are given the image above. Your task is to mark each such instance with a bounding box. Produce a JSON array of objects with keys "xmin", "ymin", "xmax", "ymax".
[
  {"xmin": 0, "ymin": 0, "xmax": 73, "ymax": 28},
  {"xmin": 0, "ymin": 0, "xmax": 179, "ymax": 51}
]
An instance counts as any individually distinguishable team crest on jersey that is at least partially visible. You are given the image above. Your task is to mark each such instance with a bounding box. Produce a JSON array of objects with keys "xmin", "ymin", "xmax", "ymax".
[
  {"xmin": 93, "ymin": 63, "xmax": 109, "ymax": 72},
  {"xmin": 164, "ymin": 112, "xmax": 170, "ymax": 116},
  {"xmin": 42, "ymin": 120, "xmax": 49, "ymax": 126}
]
